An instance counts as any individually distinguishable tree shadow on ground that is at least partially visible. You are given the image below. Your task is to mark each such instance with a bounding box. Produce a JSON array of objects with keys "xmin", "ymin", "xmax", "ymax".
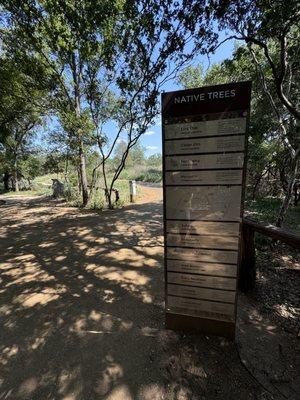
[
  {"xmin": 0, "ymin": 197, "xmax": 298, "ymax": 399},
  {"xmin": 0, "ymin": 199, "xmax": 166, "ymax": 399},
  {"xmin": 236, "ymin": 243, "xmax": 300, "ymax": 400}
]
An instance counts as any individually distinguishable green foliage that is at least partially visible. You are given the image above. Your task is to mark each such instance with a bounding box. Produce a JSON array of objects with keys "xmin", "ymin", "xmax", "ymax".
[
  {"xmin": 178, "ymin": 41, "xmax": 299, "ymax": 207},
  {"xmin": 59, "ymin": 109, "xmax": 94, "ymax": 144},
  {"xmin": 210, "ymin": 0, "xmax": 300, "ymax": 121},
  {"xmin": 43, "ymin": 153, "xmax": 65, "ymax": 175},
  {"xmin": 112, "ymin": 141, "xmax": 146, "ymax": 169},
  {"xmin": 177, "ymin": 64, "xmax": 204, "ymax": 89},
  {"xmin": 177, "ymin": 63, "xmax": 230, "ymax": 88},
  {"xmin": 87, "ymin": 193, "xmax": 105, "ymax": 210},
  {"xmin": 0, "ymin": 51, "xmax": 51, "ymax": 191},
  {"xmin": 135, "ymin": 169, "xmax": 161, "ymax": 183},
  {"xmin": 0, "ymin": 0, "xmax": 130, "ymax": 203},
  {"xmin": 20, "ymin": 155, "xmax": 44, "ymax": 181},
  {"xmin": 245, "ymin": 197, "xmax": 300, "ymax": 234},
  {"xmin": 0, "ymin": 52, "xmax": 51, "ymax": 132},
  {"xmin": 146, "ymin": 153, "xmax": 162, "ymax": 169},
  {"xmin": 1, "ymin": 0, "xmax": 217, "ymax": 204}
]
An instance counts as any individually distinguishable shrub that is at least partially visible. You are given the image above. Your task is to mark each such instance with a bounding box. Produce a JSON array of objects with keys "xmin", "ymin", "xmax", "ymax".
[
  {"xmin": 88, "ymin": 195, "xmax": 105, "ymax": 210},
  {"xmin": 135, "ymin": 168, "xmax": 162, "ymax": 183}
]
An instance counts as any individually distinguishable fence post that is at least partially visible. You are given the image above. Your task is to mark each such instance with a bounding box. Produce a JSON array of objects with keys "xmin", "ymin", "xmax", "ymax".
[
  {"xmin": 129, "ymin": 180, "xmax": 137, "ymax": 203},
  {"xmin": 239, "ymin": 222, "xmax": 256, "ymax": 292}
]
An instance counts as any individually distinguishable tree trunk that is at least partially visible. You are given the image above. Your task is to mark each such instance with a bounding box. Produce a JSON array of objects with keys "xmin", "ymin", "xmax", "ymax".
[
  {"xmin": 251, "ymin": 174, "xmax": 262, "ymax": 200},
  {"xmin": 77, "ymin": 168, "xmax": 82, "ymax": 194},
  {"xmin": 64, "ymin": 155, "xmax": 69, "ymax": 181},
  {"xmin": 79, "ymin": 140, "xmax": 89, "ymax": 207},
  {"xmin": 107, "ymin": 189, "xmax": 114, "ymax": 209},
  {"xmin": 72, "ymin": 52, "xmax": 89, "ymax": 207},
  {"xmin": 14, "ymin": 156, "xmax": 19, "ymax": 192},
  {"xmin": 279, "ymin": 167, "xmax": 288, "ymax": 193},
  {"xmin": 3, "ymin": 171, "xmax": 10, "ymax": 191},
  {"xmin": 102, "ymin": 158, "xmax": 113, "ymax": 209},
  {"xmin": 239, "ymin": 223, "xmax": 256, "ymax": 292},
  {"xmin": 89, "ymin": 166, "xmax": 98, "ymax": 198},
  {"xmin": 276, "ymin": 156, "xmax": 299, "ymax": 227}
]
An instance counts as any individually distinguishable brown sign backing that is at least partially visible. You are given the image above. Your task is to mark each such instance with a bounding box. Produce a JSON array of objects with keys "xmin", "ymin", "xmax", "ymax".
[{"xmin": 162, "ymin": 81, "xmax": 251, "ymax": 339}]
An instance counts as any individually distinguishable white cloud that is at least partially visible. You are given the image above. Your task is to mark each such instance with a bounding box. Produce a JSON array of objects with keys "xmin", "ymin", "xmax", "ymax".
[
  {"xmin": 146, "ymin": 146, "xmax": 158, "ymax": 150},
  {"xmin": 144, "ymin": 130, "xmax": 156, "ymax": 136}
]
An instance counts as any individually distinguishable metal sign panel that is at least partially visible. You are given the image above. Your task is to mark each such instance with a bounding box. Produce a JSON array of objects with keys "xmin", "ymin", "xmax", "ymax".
[
  {"xmin": 166, "ymin": 259, "xmax": 237, "ymax": 277},
  {"xmin": 162, "ymin": 81, "xmax": 251, "ymax": 339},
  {"xmin": 165, "ymin": 153, "xmax": 245, "ymax": 170},
  {"xmin": 165, "ymin": 169, "xmax": 243, "ymax": 185},
  {"xmin": 165, "ymin": 135, "xmax": 245, "ymax": 155}
]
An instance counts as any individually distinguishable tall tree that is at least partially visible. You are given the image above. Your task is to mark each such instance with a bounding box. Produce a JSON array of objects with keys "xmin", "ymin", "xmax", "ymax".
[
  {"xmin": 210, "ymin": 0, "xmax": 300, "ymax": 226},
  {"xmin": 0, "ymin": 0, "xmax": 124, "ymax": 205},
  {"xmin": 182, "ymin": 0, "xmax": 299, "ymax": 226},
  {"xmin": 178, "ymin": 42, "xmax": 299, "ymax": 226},
  {"xmin": 1, "ymin": 0, "xmax": 215, "ymax": 205},
  {"xmin": 0, "ymin": 51, "xmax": 50, "ymax": 191},
  {"xmin": 84, "ymin": 0, "xmax": 216, "ymax": 207},
  {"xmin": 210, "ymin": 0, "xmax": 300, "ymax": 120}
]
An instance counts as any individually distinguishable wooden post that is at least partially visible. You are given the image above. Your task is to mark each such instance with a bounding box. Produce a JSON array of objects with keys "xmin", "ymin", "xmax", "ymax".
[
  {"xmin": 239, "ymin": 223, "xmax": 256, "ymax": 292},
  {"xmin": 239, "ymin": 217, "xmax": 300, "ymax": 291},
  {"xmin": 129, "ymin": 180, "xmax": 137, "ymax": 203}
]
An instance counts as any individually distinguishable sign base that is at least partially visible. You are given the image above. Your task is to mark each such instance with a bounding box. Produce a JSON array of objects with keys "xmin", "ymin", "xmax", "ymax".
[{"xmin": 166, "ymin": 313, "xmax": 235, "ymax": 340}]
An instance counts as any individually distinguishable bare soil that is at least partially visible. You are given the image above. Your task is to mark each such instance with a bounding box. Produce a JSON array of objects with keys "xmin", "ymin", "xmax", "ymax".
[{"xmin": 0, "ymin": 188, "xmax": 299, "ymax": 400}]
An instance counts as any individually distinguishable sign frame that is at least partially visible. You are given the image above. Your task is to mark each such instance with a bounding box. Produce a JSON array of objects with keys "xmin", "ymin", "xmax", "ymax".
[{"xmin": 162, "ymin": 81, "xmax": 251, "ymax": 339}]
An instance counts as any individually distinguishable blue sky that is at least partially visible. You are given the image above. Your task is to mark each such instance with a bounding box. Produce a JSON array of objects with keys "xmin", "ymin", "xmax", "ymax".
[{"xmin": 140, "ymin": 38, "xmax": 235, "ymax": 156}]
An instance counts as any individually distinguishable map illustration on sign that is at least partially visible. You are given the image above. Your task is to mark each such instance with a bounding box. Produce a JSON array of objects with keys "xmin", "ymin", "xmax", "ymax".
[
  {"xmin": 162, "ymin": 81, "xmax": 251, "ymax": 339},
  {"xmin": 166, "ymin": 186, "xmax": 242, "ymax": 221}
]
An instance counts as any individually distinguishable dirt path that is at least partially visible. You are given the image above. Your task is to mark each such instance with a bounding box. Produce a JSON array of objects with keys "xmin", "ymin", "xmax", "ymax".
[
  {"xmin": 0, "ymin": 192, "xmax": 298, "ymax": 400},
  {"xmin": 136, "ymin": 184, "xmax": 163, "ymax": 204}
]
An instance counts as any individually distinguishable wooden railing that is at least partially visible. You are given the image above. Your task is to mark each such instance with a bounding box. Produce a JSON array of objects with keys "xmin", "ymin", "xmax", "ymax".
[{"xmin": 239, "ymin": 217, "xmax": 300, "ymax": 292}]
